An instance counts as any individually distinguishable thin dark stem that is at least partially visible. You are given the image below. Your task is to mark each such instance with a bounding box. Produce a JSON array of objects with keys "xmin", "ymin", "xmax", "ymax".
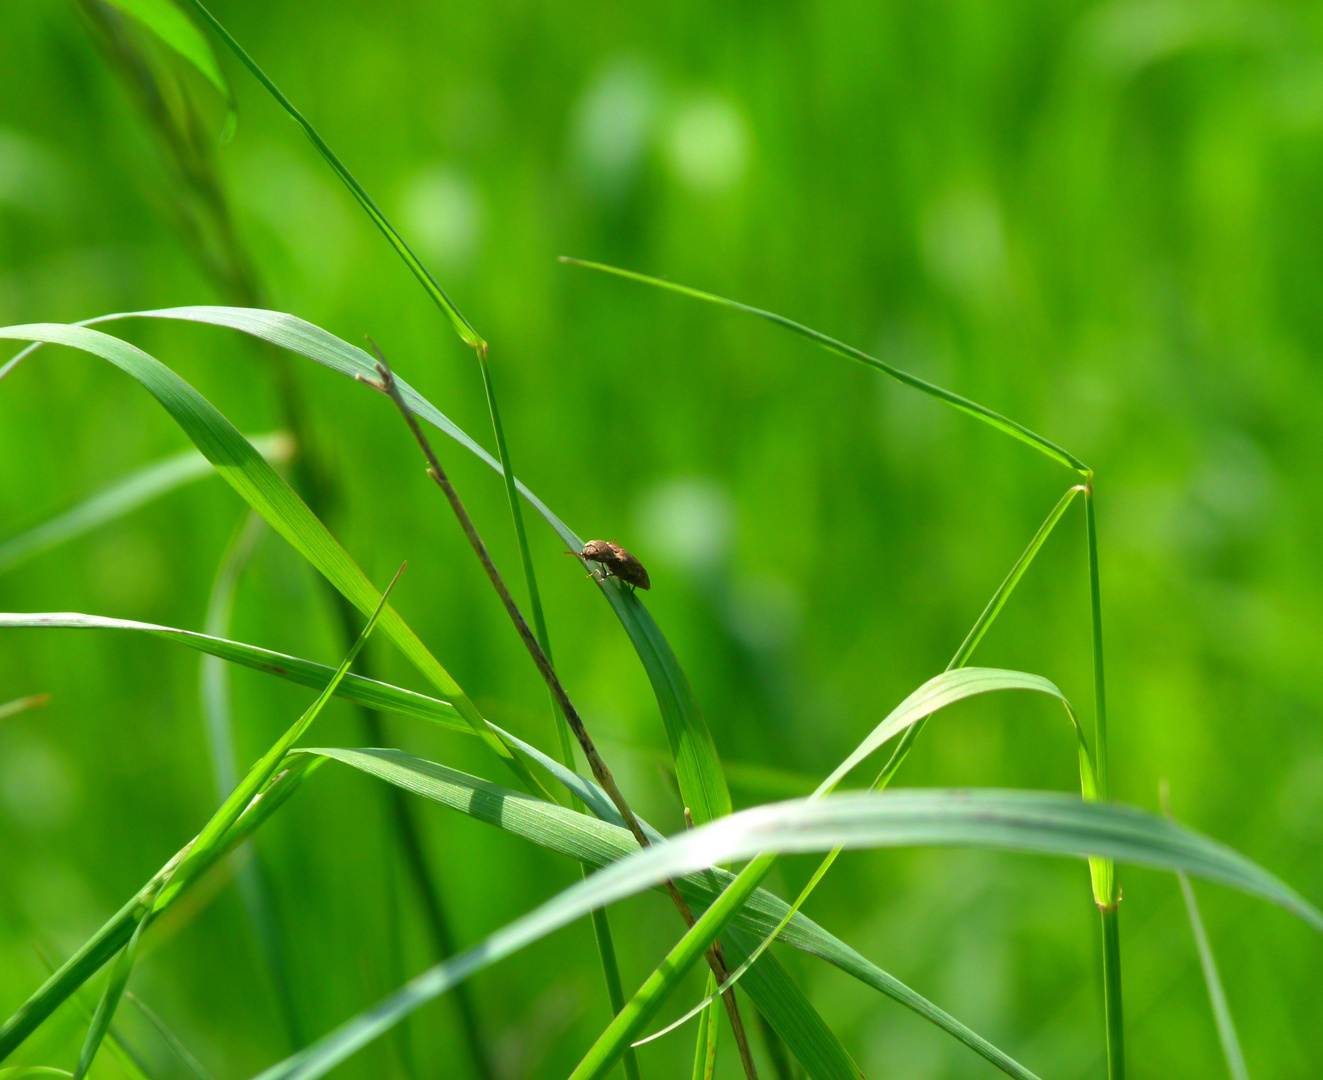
[{"xmin": 368, "ymin": 353, "xmax": 759, "ymax": 1080}]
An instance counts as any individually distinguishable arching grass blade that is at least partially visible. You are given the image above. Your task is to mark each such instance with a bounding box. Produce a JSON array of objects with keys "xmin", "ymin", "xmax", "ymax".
[{"xmin": 0, "ymin": 434, "xmax": 290, "ymax": 575}]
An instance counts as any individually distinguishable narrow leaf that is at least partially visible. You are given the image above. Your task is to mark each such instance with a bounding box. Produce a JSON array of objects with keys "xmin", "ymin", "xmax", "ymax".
[
  {"xmin": 0, "ymin": 433, "xmax": 290, "ymax": 574},
  {"xmin": 0, "ymin": 323, "xmax": 539, "ymax": 793},
  {"xmin": 559, "ymin": 259, "xmax": 1086, "ymax": 475},
  {"xmin": 245, "ymin": 787, "xmax": 1317, "ymax": 1080},
  {"xmin": 51, "ymin": 306, "xmax": 729, "ymax": 820}
]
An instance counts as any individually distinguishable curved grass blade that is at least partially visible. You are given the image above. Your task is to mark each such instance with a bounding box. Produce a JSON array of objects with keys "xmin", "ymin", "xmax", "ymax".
[
  {"xmin": 72, "ymin": 881, "xmax": 162, "ymax": 1080},
  {"xmin": 55, "ymin": 305, "xmax": 731, "ymax": 821},
  {"xmin": 690, "ymin": 974, "xmax": 719, "ymax": 1080},
  {"xmin": 245, "ymin": 787, "xmax": 1318, "ymax": 1080},
  {"xmin": 0, "ymin": 755, "xmax": 321, "ymax": 1063},
  {"xmin": 559, "ymin": 259, "xmax": 1087, "ymax": 475},
  {"xmin": 0, "ymin": 612, "xmax": 467, "ymax": 733},
  {"xmin": 169, "ymin": 562, "xmax": 399, "ymax": 897},
  {"xmin": 296, "ymin": 746, "xmax": 1031, "ymax": 1080},
  {"xmin": 1162, "ymin": 787, "xmax": 1249, "ymax": 1080},
  {"xmin": 0, "ymin": 695, "xmax": 50, "ymax": 722},
  {"xmin": 0, "ymin": 611, "xmax": 1046, "ymax": 1080},
  {"xmin": 0, "ymin": 433, "xmax": 290, "ymax": 574},
  {"xmin": 0, "ymin": 1069, "xmax": 74, "ymax": 1078},
  {"xmin": 0, "ymin": 323, "xmax": 541, "ymax": 795},
  {"xmin": 102, "ymin": 0, "xmax": 230, "ymax": 100}
]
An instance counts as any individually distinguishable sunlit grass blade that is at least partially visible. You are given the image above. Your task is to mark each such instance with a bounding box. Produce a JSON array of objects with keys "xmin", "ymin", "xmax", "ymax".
[
  {"xmin": 124, "ymin": 992, "xmax": 217, "ymax": 1080},
  {"xmin": 37, "ymin": 947, "xmax": 156, "ymax": 1080},
  {"xmin": 245, "ymin": 786, "xmax": 1318, "ymax": 1080},
  {"xmin": 559, "ymin": 259, "xmax": 1086, "ymax": 474},
  {"xmin": 101, "ymin": 0, "xmax": 230, "ymax": 100},
  {"xmin": 0, "ymin": 323, "xmax": 541, "ymax": 795},
  {"xmin": 179, "ymin": 1, "xmax": 477, "ymax": 349},
  {"xmin": 0, "ymin": 434, "xmax": 290, "ymax": 575},
  {"xmin": 0, "ymin": 1069, "xmax": 73, "ymax": 1078},
  {"xmin": 0, "ymin": 612, "xmax": 467, "ymax": 732},
  {"xmin": 56, "ymin": 305, "xmax": 730, "ymax": 820},
  {"xmin": 0, "ymin": 609, "xmax": 1040, "ymax": 1080},
  {"xmin": 690, "ymin": 974, "xmax": 719, "ymax": 1080},
  {"xmin": 72, "ymin": 880, "xmax": 162, "ymax": 1080},
  {"xmin": 299, "ymin": 746, "xmax": 1035, "ymax": 1080},
  {"xmin": 170, "ymin": 562, "xmax": 399, "ymax": 893},
  {"xmin": 0, "ymin": 695, "xmax": 50, "ymax": 722},
  {"xmin": 0, "ymin": 753, "xmax": 322, "ymax": 1062}
]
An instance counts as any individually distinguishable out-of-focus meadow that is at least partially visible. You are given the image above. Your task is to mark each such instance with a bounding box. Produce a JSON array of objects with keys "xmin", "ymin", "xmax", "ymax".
[{"xmin": 2, "ymin": 0, "xmax": 1321, "ymax": 1077}]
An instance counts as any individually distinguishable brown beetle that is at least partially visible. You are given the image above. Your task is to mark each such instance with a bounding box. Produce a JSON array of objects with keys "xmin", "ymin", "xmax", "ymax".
[{"xmin": 568, "ymin": 540, "xmax": 651, "ymax": 592}]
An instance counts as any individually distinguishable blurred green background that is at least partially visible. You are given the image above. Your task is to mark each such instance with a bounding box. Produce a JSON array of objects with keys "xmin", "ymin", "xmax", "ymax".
[{"xmin": 2, "ymin": 0, "xmax": 1321, "ymax": 1077}]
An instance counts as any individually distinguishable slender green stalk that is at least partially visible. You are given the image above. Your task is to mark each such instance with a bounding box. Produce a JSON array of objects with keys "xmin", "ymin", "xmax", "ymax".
[
  {"xmin": 370, "ymin": 354, "xmax": 757, "ymax": 1080},
  {"xmin": 179, "ymin": 8, "xmax": 633, "ymax": 1062},
  {"xmin": 559, "ymin": 258, "xmax": 1089, "ymax": 475},
  {"xmin": 1085, "ymin": 477, "xmax": 1123, "ymax": 1080}
]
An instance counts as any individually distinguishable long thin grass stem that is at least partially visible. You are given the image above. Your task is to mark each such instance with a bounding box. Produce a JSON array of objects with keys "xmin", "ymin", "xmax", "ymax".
[{"xmin": 366, "ymin": 353, "xmax": 759, "ymax": 1080}]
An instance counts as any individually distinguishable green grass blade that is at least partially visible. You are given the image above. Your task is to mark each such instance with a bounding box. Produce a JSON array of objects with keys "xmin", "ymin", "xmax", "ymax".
[
  {"xmin": 559, "ymin": 259, "xmax": 1087, "ymax": 474},
  {"xmin": 1177, "ymin": 874, "xmax": 1249, "ymax": 1080},
  {"xmin": 0, "ymin": 323, "xmax": 540, "ymax": 794},
  {"xmin": 124, "ymin": 992, "xmax": 218, "ymax": 1080},
  {"xmin": 0, "ymin": 1069, "xmax": 73, "ymax": 1078},
  {"xmin": 169, "ymin": 564, "xmax": 399, "ymax": 894},
  {"xmin": 102, "ymin": 0, "xmax": 230, "ymax": 99},
  {"xmin": 60, "ymin": 305, "xmax": 730, "ymax": 820},
  {"xmin": 0, "ymin": 695, "xmax": 50, "ymax": 722},
  {"xmin": 0, "ymin": 612, "xmax": 468, "ymax": 733},
  {"xmin": 243, "ymin": 786, "xmax": 1316, "ymax": 1080},
  {"xmin": 299, "ymin": 746, "xmax": 1033, "ymax": 1080},
  {"xmin": 690, "ymin": 974, "xmax": 719, "ymax": 1080},
  {"xmin": 0, "ymin": 609, "xmax": 1042, "ymax": 1080},
  {"xmin": 0, "ymin": 755, "xmax": 321, "ymax": 1063},
  {"xmin": 72, "ymin": 882, "xmax": 161, "ymax": 1080},
  {"xmin": 0, "ymin": 433, "xmax": 290, "ymax": 574},
  {"xmin": 179, "ymin": 1, "xmax": 479, "ymax": 349}
]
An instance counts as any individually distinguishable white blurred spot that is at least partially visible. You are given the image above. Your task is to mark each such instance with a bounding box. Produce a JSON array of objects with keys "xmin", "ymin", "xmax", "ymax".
[
  {"xmin": 637, "ymin": 478, "xmax": 734, "ymax": 574},
  {"xmin": 921, "ymin": 188, "xmax": 1007, "ymax": 301},
  {"xmin": 1, "ymin": 735, "xmax": 76, "ymax": 830},
  {"xmin": 727, "ymin": 575, "xmax": 802, "ymax": 651},
  {"xmin": 0, "ymin": 129, "xmax": 70, "ymax": 217},
  {"xmin": 572, "ymin": 59, "xmax": 659, "ymax": 196},
  {"xmin": 1192, "ymin": 429, "xmax": 1274, "ymax": 528},
  {"xmin": 665, "ymin": 96, "xmax": 749, "ymax": 195},
  {"xmin": 401, "ymin": 168, "xmax": 483, "ymax": 269}
]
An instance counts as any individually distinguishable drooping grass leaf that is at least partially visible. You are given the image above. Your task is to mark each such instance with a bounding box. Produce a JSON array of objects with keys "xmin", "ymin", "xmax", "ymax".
[
  {"xmin": 0, "ymin": 612, "xmax": 468, "ymax": 733},
  {"xmin": 559, "ymin": 259, "xmax": 1088, "ymax": 475},
  {"xmin": 43, "ymin": 305, "xmax": 731, "ymax": 821},
  {"xmin": 0, "ymin": 610, "xmax": 1050, "ymax": 1080},
  {"xmin": 103, "ymin": 0, "xmax": 230, "ymax": 99},
  {"xmin": 301, "ymin": 746, "xmax": 1029, "ymax": 1080},
  {"xmin": 0, "ymin": 322, "xmax": 542, "ymax": 795},
  {"xmin": 245, "ymin": 786, "xmax": 1318, "ymax": 1080},
  {"xmin": 0, "ymin": 433, "xmax": 290, "ymax": 575}
]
